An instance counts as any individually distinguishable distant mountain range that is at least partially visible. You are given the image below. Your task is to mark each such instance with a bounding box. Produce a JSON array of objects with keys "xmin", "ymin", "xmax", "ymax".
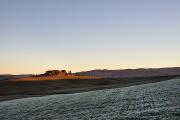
[
  {"xmin": 77, "ymin": 67, "xmax": 180, "ymax": 78},
  {"xmin": 0, "ymin": 74, "xmax": 32, "ymax": 81}
]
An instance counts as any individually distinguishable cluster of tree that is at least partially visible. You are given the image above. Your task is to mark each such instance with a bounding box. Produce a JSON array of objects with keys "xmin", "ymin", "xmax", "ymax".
[
  {"xmin": 33, "ymin": 70, "xmax": 72, "ymax": 77},
  {"xmin": 44, "ymin": 70, "xmax": 66, "ymax": 76}
]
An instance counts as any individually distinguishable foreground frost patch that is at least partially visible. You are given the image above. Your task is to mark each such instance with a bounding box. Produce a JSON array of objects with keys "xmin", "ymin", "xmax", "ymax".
[{"xmin": 0, "ymin": 78, "xmax": 180, "ymax": 120}]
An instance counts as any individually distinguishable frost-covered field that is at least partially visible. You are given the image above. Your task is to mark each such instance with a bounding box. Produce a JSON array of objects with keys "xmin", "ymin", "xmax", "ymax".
[{"xmin": 0, "ymin": 78, "xmax": 180, "ymax": 120}]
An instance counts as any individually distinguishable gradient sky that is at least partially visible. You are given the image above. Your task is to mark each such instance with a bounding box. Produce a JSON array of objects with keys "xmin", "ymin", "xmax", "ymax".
[{"xmin": 0, "ymin": 0, "xmax": 180, "ymax": 74}]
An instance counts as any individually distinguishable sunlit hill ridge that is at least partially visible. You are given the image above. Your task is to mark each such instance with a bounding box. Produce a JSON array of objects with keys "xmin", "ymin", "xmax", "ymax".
[{"xmin": 15, "ymin": 70, "xmax": 99, "ymax": 81}]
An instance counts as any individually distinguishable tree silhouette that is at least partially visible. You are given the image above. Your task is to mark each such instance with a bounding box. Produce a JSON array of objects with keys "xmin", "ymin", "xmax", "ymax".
[{"xmin": 69, "ymin": 70, "xmax": 72, "ymax": 75}]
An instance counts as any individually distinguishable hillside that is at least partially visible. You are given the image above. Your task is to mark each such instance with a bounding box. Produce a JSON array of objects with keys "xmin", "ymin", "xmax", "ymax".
[
  {"xmin": 0, "ymin": 77, "xmax": 179, "ymax": 120},
  {"xmin": 77, "ymin": 67, "xmax": 180, "ymax": 78},
  {"xmin": 0, "ymin": 75, "xmax": 176, "ymax": 101}
]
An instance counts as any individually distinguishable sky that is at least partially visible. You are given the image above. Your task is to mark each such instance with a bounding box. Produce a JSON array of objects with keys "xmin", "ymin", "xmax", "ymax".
[{"xmin": 0, "ymin": 0, "xmax": 180, "ymax": 74}]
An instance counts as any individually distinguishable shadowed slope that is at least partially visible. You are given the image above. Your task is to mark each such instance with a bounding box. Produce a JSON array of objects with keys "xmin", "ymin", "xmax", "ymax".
[{"xmin": 0, "ymin": 76, "xmax": 177, "ymax": 101}]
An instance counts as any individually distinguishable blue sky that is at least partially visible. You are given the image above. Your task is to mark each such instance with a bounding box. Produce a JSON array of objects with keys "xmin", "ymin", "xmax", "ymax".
[{"xmin": 0, "ymin": 0, "xmax": 180, "ymax": 74}]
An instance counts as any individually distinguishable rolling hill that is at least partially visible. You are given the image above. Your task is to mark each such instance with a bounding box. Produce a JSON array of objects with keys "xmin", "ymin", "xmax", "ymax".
[
  {"xmin": 0, "ymin": 77, "xmax": 179, "ymax": 120},
  {"xmin": 77, "ymin": 67, "xmax": 180, "ymax": 78}
]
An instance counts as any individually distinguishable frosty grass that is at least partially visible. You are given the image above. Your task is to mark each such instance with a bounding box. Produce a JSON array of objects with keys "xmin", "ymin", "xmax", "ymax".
[{"xmin": 0, "ymin": 78, "xmax": 180, "ymax": 120}]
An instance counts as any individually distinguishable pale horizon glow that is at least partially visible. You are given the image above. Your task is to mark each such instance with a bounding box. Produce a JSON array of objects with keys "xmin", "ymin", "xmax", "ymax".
[{"xmin": 0, "ymin": 0, "xmax": 180, "ymax": 74}]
